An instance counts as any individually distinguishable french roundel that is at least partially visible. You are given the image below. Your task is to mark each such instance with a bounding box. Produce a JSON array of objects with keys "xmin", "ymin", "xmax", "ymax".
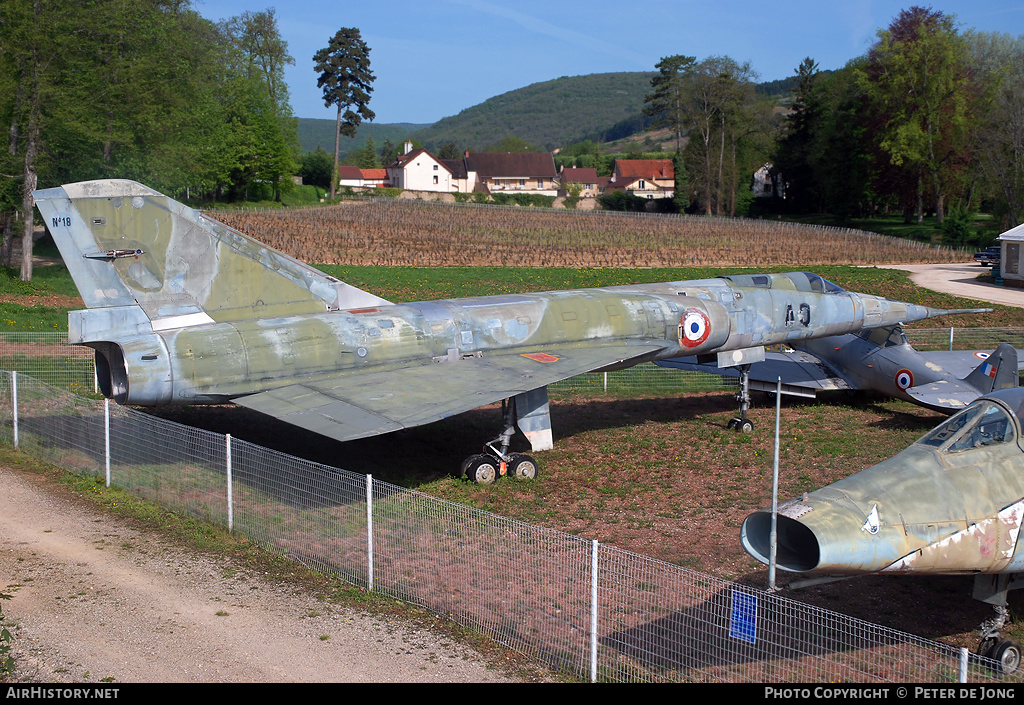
[
  {"xmin": 895, "ymin": 369, "xmax": 914, "ymax": 390},
  {"xmin": 679, "ymin": 308, "xmax": 711, "ymax": 348}
]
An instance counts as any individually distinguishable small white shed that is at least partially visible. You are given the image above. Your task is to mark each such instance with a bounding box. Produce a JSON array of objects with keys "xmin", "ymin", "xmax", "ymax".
[{"xmin": 998, "ymin": 222, "xmax": 1024, "ymax": 288}]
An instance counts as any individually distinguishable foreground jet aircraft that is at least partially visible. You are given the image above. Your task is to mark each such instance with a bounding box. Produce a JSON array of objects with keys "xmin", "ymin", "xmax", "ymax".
[
  {"xmin": 741, "ymin": 387, "xmax": 1024, "ymax": 673},
  {"xmin": 656, "ymin": 326, "xmax": 1021, "ymax": 424},
  {"xmin": 33, "ymin": 180, "xmax": 984, "ymax": 482}
]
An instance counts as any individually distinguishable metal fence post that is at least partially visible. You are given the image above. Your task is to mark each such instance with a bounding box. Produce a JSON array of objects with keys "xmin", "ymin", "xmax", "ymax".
[
  {"xmin": 950, "ymin": 326, "xmax": 954, "ymax": 351},
  {"xmin": 11, "ymin": 371, "xmax": 17, "ymax": 449},
  {"xmin": 226, "ymin": 434, "xmax": 233, "ymax": 533},
  {"xmin": 104, "ymin": 399, "xmax": 110, "ymax": 487},
  {"xmin": 590, "ymin": 539, "xmax": 598, "ymax": 683},
  {"xmin": 367, "ymin": 473, "xmax": 374, "ymax": 592}
]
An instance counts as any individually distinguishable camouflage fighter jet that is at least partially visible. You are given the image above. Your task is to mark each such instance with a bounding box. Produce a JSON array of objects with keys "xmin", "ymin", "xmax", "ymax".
[
  {"xmin": 32, "ymin": 180, "xmax": 987, "ymax": 482},
  {"xmin": 741, "ymin": 387, "xmax": 1024, "ymax": 673},
  {"xmin": 655, "ymin": 325, "xmax": 1020, "ymax": 428}
]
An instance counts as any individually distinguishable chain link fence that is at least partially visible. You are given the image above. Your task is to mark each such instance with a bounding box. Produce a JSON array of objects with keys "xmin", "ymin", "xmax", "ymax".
[{"xmin": 2, "ymin": 369, "xmax": 1020, "ymax": 683}]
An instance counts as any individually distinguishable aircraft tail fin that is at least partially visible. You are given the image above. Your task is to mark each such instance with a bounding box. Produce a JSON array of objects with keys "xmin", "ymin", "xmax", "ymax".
[
  {"xmin": 33, "ymin": 180, "xmax": 389, "ymax": 329},
  {"xmin": 964, "ymin": 343, "xmax": 1020, "ymax": 394}
]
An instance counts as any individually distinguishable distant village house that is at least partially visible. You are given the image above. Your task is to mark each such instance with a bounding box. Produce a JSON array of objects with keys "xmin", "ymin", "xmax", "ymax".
[
  {"xmin": 337, "ymin": 165, "xmax": 388, "ymax": 190},
  {"xmin": 557, "ymin": 167, "xmax": 604, "ymax": 198},
  {"xmin": 606, "ymin": 159, "xmax": 674, "ymax": 199},
  {"xmin": 382, "ymin": 141, "xmax": 557, "ymax": 197}
]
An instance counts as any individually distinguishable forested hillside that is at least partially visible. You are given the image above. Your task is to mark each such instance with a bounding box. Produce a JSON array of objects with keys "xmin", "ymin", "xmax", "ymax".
[
  {"xmin": 296, "ymin": 121, "xmax": 429, "ymax": 155},
  {"xmin": 409, "ymin": 72, "xmax": 656, "ymax": 152}
]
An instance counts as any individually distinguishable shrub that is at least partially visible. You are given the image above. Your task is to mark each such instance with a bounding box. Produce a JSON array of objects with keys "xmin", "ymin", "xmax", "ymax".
[
  {"xmin": 0, "ymin": 591, "xmax": 13, "ymax": 681},
  {"xmin": 941, "ymin": 204, "xmax": 982, "ymax": 248},
  {"xmin": 598, "ymin": 191, "xmax": 649, "ymax": 212}
]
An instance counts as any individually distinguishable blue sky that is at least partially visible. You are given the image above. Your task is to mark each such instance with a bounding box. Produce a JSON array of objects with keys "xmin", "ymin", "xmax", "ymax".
[{"xmin": 194, "ymin": 0, "xmax": 1024, "ymax": 125}]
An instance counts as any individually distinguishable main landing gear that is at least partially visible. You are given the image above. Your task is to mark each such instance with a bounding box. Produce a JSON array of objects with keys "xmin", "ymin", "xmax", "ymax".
[
  {"xmin": 460, "ymin": 398, "xmax": 539, "ymax": 484},
  {"xmin": 979, "ymin": 604, "xmax": 1022, "ymax": 675},
  {"xmin": 726, "ymin": 364, "xmax": 754, "ymax": 433}
]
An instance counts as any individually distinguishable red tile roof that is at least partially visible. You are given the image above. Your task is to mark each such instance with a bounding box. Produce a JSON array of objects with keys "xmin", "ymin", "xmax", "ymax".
[
  {"xmin": 560, "ymin": 167, "xmax": 599, "ymax": 183},
  {"xmin": 613, "ymin": 159, "xmax": 674, "ymax": 181}
]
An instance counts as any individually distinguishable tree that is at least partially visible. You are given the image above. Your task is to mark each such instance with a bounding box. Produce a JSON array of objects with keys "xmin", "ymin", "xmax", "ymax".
[
  {"xmin": 355, "ymin": 136, "xmax": 379, "ymax": 169},
  {"xmin": 437, "ymin": 142, "xmax": 460, "ymax": 160},
  {"xmin": 810, "ymin": 60, "xmax": 875, "ymax": 220},
  {"xmin": 860, "ymin": 7, "xmax": 976, "ymax": 224},
  {"xmin": 379, "ymin": 138, "xmax": 399, "ymax": 165},
  {"xmin": 221, "ymin": 9, "xmax": 294, "ymax": 117},
  {"xmin": 968, "ymin": 31, "xmax": 1024, "ymax": 228},
  {"xmin": 313, "ymin": 28, "xmax": 375, "ymax": 199},
  {"xmin": 299, "ymin": 146, "xmax": 333, "ymax": 190},
  {"xmin": 0, "ymin": 0, "xmax": 78, "ymax": 280},
  {"xmin": 483, "ymin": 135, "xmax": 540, "ymax": 153},
  {"xmin": 643, "ymin": 55, "xmax": 696, "ymax": 155},
  {"xmin": 773, "ymin": 58, "xmax": 824, "ymax": 211},
  {"xmin": 680, "ymin": 56, "xmax": 765, "ymax": 215}
]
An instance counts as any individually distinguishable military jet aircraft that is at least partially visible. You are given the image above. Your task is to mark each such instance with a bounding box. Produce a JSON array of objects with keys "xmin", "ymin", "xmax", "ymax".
[
  {"xmin": 655, "ymin": 326, "xmax": 1021, "ymax": 428},
  {"xmin": 32, "ymin": 179, "xmax": 986, "ymax": 482},
  {"xmin": 741, "ymin": 387, "xmax": 1024, "ymax": 674}
]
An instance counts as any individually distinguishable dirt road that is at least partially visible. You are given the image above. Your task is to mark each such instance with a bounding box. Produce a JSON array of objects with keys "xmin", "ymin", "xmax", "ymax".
[{"xmin": 0, "ymin": 464, "xmax": 521, "ymax": 683}]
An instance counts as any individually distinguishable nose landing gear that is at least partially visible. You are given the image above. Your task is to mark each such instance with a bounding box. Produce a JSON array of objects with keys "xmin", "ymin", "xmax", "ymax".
[{"xmin": 726, "ymin": 364, "xmax": 754, "ymax": 433}]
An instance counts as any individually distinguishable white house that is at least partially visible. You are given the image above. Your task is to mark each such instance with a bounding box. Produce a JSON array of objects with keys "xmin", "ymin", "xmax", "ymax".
[{"xmin": 385, "ymin": 142, "xmax": 454, "ymax": 193}]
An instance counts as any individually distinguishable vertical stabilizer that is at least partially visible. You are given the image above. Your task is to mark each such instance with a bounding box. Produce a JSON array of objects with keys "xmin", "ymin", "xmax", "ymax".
[
  {"xmin": 964, "ymin": 343, "xmax": 1020, "ymax": 394},
  {"xmin": 33, "ymin": 180, "xmax": 389, "ymax": 327}
]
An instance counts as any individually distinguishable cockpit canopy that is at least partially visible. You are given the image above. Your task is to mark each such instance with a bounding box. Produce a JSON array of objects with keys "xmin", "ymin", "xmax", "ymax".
[
  {"xmin": 722, "ymin": 272, "xmax": 846, "ymax": 293},
  {"xmin": 857, "ymin": 325, "xmax": 909, "ymax": 348},
  {"xmin": 918, "ymin": 398, "xmax": 1019, "ymax": 453}
]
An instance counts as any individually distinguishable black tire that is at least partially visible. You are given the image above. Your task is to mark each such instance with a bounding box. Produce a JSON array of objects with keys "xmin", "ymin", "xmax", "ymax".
[
  {"xmin": 738, "ymin": 419, "xmax": 753, "ymax": 433},
  {"xmin": 508, "ymin": 453, "xmax": 538, "ymax": 481},
  {"xmin": 460, "ymin": 453, "xmax": 485, "ymax": 479},
  {"xmin": 467, "ymin": 456, "xmax": 498, "ymax": 485},
  {"xmin": 991, "ymin": 639, "xmax": 1022, "ymax": 675}
]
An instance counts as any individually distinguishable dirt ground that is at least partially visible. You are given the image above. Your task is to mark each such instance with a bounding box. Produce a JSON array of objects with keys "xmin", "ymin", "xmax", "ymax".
[{"xmin": 0, "ymin": 464, "xmax": 530, "ymax": 683}]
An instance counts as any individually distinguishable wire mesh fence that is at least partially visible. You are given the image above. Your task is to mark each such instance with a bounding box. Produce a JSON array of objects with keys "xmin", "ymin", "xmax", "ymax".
[
  {"xmin": 1, "ymin": 369, "xmax": 1020, "ymax": 683},
  {"xmin": 0, "ymin": 332, "xmax": 96, "ymax": 396}
]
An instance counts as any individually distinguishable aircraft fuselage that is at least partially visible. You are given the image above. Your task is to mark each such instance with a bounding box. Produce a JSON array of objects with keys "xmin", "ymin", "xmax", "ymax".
[{"xmin": 76, "ymin": 272, "xmax": 929, "ymax": 407}]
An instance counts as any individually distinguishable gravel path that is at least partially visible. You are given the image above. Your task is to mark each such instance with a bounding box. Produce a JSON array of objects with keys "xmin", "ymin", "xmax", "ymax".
[
  {"xmin": 881, "ymin": 262, "xmax": 1024, "ymax": 308},
  {"xmin": 0, "ymin": 464, "xmax": 520, "ymax": 683}
]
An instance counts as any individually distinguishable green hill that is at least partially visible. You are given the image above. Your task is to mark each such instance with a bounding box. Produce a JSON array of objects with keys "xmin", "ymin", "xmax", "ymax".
[
  {"xmin": 410, "ymin": 72, "xmax": 656, "ymax": 152},
  {"xmin": 296, "ymin": 120, "xmax": 429, "ymax": 155},
  {"xmin": 297, "ymin": 71, "xmax": 796, "ymax": 160}
]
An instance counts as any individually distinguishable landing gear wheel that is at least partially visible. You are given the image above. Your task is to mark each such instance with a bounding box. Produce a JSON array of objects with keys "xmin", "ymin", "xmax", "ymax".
[
  {"xmin": 461, "ymin": 454, "xmax": 485, "ymax": 479},
  {"xmin": 728, "ymin": 417, "xmax": 753, "ymax": 432},
  {"xmin": 990, "ymin": 639, "xmax": 1022, "ymax": 675},
  {"xmin": 467, "ymin": 456, "xmax": 498, "ymax": 485},
  {"xmin": 507, "ymin": 453, "xmax": 538, "ymax": 481}
]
